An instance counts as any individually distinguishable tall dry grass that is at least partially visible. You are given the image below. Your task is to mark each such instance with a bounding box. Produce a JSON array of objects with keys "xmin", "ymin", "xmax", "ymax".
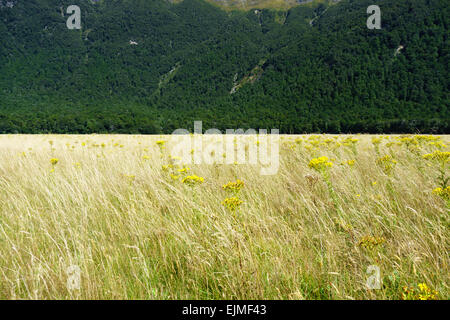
[{"xmin": 0, "ymin": 134, "xmax": 448, "ymax": 300}]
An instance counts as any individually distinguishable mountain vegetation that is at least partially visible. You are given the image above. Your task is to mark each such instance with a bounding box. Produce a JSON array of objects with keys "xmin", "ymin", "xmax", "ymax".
[{"xmin": 0, "ymin": 0, "xmax": 448, "ymax": 133}]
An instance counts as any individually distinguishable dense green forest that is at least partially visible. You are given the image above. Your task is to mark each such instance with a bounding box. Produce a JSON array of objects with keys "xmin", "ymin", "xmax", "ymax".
[{"xmin": 0, "ymin": 0, "xmax": 448, "ymax": 133}]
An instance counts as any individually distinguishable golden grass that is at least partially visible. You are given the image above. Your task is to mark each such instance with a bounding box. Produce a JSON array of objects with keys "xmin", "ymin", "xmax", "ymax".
[{"xmin": 0, "ymin": 134, "xmax": 448, "ymax": 300}]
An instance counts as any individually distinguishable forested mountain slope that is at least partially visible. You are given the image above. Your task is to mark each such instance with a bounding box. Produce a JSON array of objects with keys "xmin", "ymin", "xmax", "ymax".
[{"xmin": 0, "ymin": 0, "xmax": 448, "ymax": 133}]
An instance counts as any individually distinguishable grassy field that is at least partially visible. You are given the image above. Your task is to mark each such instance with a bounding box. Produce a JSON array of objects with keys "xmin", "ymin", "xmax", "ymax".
[{"xmin": 0, "ymin": 134, "xmax": 448, "ymax": 300}]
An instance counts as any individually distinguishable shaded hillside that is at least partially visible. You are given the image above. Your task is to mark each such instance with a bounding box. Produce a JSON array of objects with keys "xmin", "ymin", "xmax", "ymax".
[{"xmin": 0, "ymin": 0, "xmax": 448, "ymax": 133}]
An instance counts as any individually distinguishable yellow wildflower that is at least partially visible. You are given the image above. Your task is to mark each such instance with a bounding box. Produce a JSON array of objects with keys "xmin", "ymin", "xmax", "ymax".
[
  {"xmin": 376, "ymin": 155, "xmax": 397, "ymax": 174},
  {"xmin": 357, "ymin": 235, "xmax": 385, "ymax": 250},
  {"xmin": 402, "ymin": 283, "xmax": 439, "ymax": 300},
  {"xmin": 170, "ymin": 155, "xmax": 182, "ymax": 161},
  {"xmin": 372, "ymin": 137, "xmax": 382, "ymax": 145},
  {"xmin": 222, "ymin": 197, "xmax": 243, "ymax": 212},
  {"xmin": 222, "ymin": 180, "xmax": 245, "ymax": 194},
  {"xmin": 308, "ymin": 156, "xmax": 333, "ymax": 172},
  {"xmin": 432, "ymin": 186, "xmax": 450, "ymax": 199},
  {"xmin": 177, "ymin": 167, "xmax": 190, "ymax": 174},
  {"xmin": 427, "ymin": 141, "xmax": 447, "ymax": 149},
  {"xmin": 422, "ymin": 150, "xmax": 450, "ymax": 164},
  {"xmin": 182, "ymin": 175, "xmax": 204, "ymax": 186}
]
